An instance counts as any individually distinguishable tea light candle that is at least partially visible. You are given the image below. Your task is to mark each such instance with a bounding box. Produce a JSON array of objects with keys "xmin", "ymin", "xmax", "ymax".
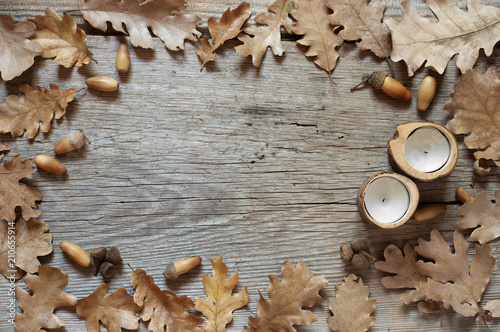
[
  {"xmin": 363, "ymin": 177, "xmax": 409, "ymax": 224},
  {"xmin": 358, "ymin": 172, "xmax": 419, "ymax": 229},
  {"xmin": 388, "ymin": 122, "xmax": 459, "ymax": 182},
  {"xmin": 404, "ymin": 127, "xmax": 450, "ymax": 173}
]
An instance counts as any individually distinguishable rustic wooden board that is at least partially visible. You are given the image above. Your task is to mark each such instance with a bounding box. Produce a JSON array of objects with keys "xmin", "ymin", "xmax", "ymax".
[{"xmin": 1, "ymin": 0, "xmax": 500, "ymax": 331}]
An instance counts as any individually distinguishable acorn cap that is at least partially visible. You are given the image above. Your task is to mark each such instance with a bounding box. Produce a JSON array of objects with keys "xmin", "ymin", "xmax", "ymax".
[
  {"xmin": 99, "ymin": 261, "xmax": 115, "ymax": 278},
  {"xmin": 351, "ymin": 254, "xmax": 370, "ymax": 269},
  {"xmin": 368, "ymin": 71, "xmax": 388, "ymax": 89},
  {"xmin": 163, "ymin": 263, "xmax": 179, "ymax": 280},
  {"xmin": 90, "ymin": 247, "xmax": 107, "ymax": 275},
  {"xmin": 473, "ymin": 159, "xmax": 490, "ymax": 177},
  {"xmin": 105, "ymin": 246, "xmax": 122, "ymax": 265},
  {"xmin": 350, "ymin": 238, "xmax": 368, "ymax": 253},
  {"xmin": 340, "ymin": 245, "xmax": 354, "ymax": 263},
  {"xmin": 69, "ymin": 131, "xmax": 86, "ymax": 149}
]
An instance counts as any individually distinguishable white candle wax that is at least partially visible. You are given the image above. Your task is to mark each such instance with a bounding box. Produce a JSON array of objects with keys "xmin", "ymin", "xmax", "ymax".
[
  {"xmin": 364, "ymin": 177, "xmax": 410, "ymax": 224},
  {"xmin": 404, "ymin": 127, "xmax": 450, "ymax": 173}
]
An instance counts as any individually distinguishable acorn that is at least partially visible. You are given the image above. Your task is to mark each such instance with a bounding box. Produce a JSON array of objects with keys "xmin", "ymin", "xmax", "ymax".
[
  {"xmin": 90, "ymin": 246, "xmax": 107, "ymax": 275},
  {"xmin": 99, "ymin": 261, "xmax": 115, "ymax": 278},
  {"xmin": 417, "ymin": 76, "xmax": 436, "ymax": 111},
  {"xmin": 34, "ymin": 155, "xmax": 66, "ymax": 174},
  {"xmin": 54, "ymin": 131, "xmax": 87, "ymax": 155},
  {"xmin": 350, "ymin": 238, "xmax": 368, "ymax": 253},
  {"xmin": 340, "ymin": 245, "xmax": 354, "ymax": 263},
  {"xmin": 471, "ymin": 159, "xmax": 490, "ymax": 186},
  {"xmin": 86, "ymin": 76, "xmax": 119, "ymax": 92},
  {"xmin": 413, "ymin": 203, "xmax": 447, "ymax": 221},
  {"xmin": 116, "ymin": 43, "xmax": 131, "ymax": 73},
  {"xmin": 456, "ymin": 187, "xmax": 472, "ymax": 204},
  {"xmin": 358, "ymin": 71, "xmax": 411, "ymax": 101},
  {"xmin": 164, "ymin": 255, "xmax": 201, "ymax": 280},
  {"xmin": 60, "ymin": 241, "xmax": 91, "ymax": 267},
  {"xmin": 351, "ymin": 254, "xmax": 370, "ymax": 269},
  {"xmin": 105, "ymin": 246, "xmax": 122, "ymax": 265}
]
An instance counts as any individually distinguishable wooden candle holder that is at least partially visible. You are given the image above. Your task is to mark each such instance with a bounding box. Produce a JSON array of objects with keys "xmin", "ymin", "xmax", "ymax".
[
  {"xmin": 357, "ymin": 172, "xmax": 420, "ymax": 229},
  {"xmin": 388, "ymin": 122, "xmax": 458, "ymax": 182}
]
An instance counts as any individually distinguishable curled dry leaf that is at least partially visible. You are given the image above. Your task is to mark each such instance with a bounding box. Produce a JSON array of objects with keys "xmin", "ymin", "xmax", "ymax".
[
  {"xmin": 82, "ymin": 0, "xmax": 201, "ymax": 50},
  {"xmin": 401, "ymin": 230, "xmax": 495, "ymax": 318},
  {"xmin": 197, "ymin": 2, "xmax": 251, "ymax": 70},
  {"xmin": 0, "ymin": 83, "xmax": 75, "ymax": 139},
  {"xmin": 15, "ymin": 266, "xmax": 77, "ymax": 332},
  {"xmin": 327, "ymin": 274, "xmax": 376, "ymax": 332},
  {"xmin": 327, "ymin": 0, "xmax": 391, "ymax": 58},
  {"xmin": 291, "ymin": 0, "xmax": 343, "ymax": 77},
  {"xmin": 244, "ymin": 260, "xmax": 328, "ymax": 331},
  {"xmin": 129, "ymin": 267, "xmax": 204, "ymax": 332},
  {"xmin": 194, "ymin": 255, "xmax": 249, "ymax": 332},
  {"xmin": 457, "ymin": 190, "xmax": 500, "ymax": 244},
  {"xmin": 0, "ymin": 154, "xmax": 42, "ymax": 223},
  {"xmin": 76, "ymin": 283, "xmax": 141, "ymax": 332},
  {"xmin": 0, "ymin": 217, "xmax": 52, "ymax": 280},
  {"xmin": 29, "ymin": 8, "xmax": 94, "ymax": 67},
  {"xmin": 0, "ymin": 14, "xmax": 41, "ymax": 81},
  {"xmin": 445, "ymin": 66, "xmax": 500, "ymax": 165},
  {"xmin": 236, "ymin": 0, "xmax": 294, "ymax": 67},
  {"xmin": 484, "ymin": 300, "xmax": 500, "ymax": 318},
  {"xmin": 385, "ymin": 0, "xmax": 500, "ymax": 76}
]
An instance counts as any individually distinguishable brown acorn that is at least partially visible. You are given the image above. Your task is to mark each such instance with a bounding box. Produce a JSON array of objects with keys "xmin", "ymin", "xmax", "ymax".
[
  {"xmin": 340, "ymin": 245, "xmax": 354, "ymax": 263},
  {"xmin": 105, "ymin": 246, "xmax": 122, "ymax": 265},
  {"xmin": 164, "ymin": 255, "xmax": 201, "ymax": 280},
  {"xmin": 367, "ymin": 71, "xmax": 412, "ymax": 101},
  {"xmin": 54, "ymin": 131, "xmax": 87, "ymax": 155},
  {"xmin": 90, "ymin": 247, "xmax": 107, "ymax": 275},
  {"xmin": 351, "ymin": 254, "xmax": 370, "ymax": 269}
]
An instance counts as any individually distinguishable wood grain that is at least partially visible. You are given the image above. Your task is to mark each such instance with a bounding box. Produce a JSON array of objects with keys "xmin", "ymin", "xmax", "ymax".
[{"xmin": 2, "ymin": 0, "xmax": 500, "ymax": 331}]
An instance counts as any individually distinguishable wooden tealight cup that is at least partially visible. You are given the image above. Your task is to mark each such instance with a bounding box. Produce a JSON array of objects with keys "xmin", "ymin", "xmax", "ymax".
[
  {"xmin": 357, "ymin": 172, "xmax": 420, "ymax": 229},
  {"xmin": 388, "ymin": 122, "xmax": 458, "ymax": 182}
]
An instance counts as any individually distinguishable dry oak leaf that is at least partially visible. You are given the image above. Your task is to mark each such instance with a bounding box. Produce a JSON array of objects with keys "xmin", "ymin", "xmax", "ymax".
[
  {"xmin": 194, "ymin": 255, "xmax": 249, "ymax": 332},
  {"xmin": 444, "ymin": 66, "xmax": 500, "ymax": 165},
  {"xmin": 0, "ymin": 217, "xmax": 52, "ymax": 280},
  {"xmin": 197, "ymin": 2, "xmax": 251, "ymax": 70},
  {"xmin": 236, "ymin": 0, "xmax": 294, "ymax": 67},
  {"xmin": 291, "ymin": 0, "xmax": 344, "ymax": 77},
  {"xmin": 81, "ymin": 0, "xmax": 201, "ymax": 50},
  {"xmin": 327, "ymin": 274, "xmax": 376, "ymax": 332},
  {"xmin": 457, "ymin": 190, "xmax": 500, "ymax": 244},
  {"xmin": 0, "ymin": 154, "xmax": 42, "ymax": 223},
  {"xmin": 484, "ymin": 300, "xmax": 500, "ymax": 318},
  {"xmin": 29, "ymin": 8, "xmax": 94, "ymax": 68},
  {"xmin": 401, "ymin": 230, "xmax": 495, "ymax": 318},
  {"xmin": 0, "ymin": 83, "xmax": 75, "ymax": 139},
  {"xmin": 130, "ymin": 267, "xmax": 204, "ymax": 332},
  {"xmin": 385, "ymin": 0, "xmax": 500, "ymax": 76},
  {"xmin": 0, "ymin": 143, "xmax": 10, "ymax": 154},
  {"xmin": 244, "ymin": 260, "xmax": 328, "ymax": 332},
  {"xmin": 76, "ymin": 283, "xmax": 141, "ymax": 332},
  {"xmin": 327, "ymin": 0, "xmax": 391, "ymax": 58},
  {"xmin": 15, "ymin": 266, "xmax": 77, "ymax": 332},
  {"xmin": 0, "ymin": 14, "xmax": 41, "ymax": 81},
  {"xmin": 374, "ymin": 243, "xmax": 426, "ymax": 289}
]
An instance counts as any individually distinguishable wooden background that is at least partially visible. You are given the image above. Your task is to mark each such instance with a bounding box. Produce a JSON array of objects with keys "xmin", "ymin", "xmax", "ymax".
[{"xmin": 1, "ymin": 0, "xmax": 500, "ymax": 331}]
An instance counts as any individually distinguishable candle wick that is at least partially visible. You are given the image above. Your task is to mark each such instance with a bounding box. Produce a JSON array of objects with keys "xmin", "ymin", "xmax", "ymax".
[
  {"xmin": 424, "ymin": 150, "xmax": 429, "ymax": 154},
  {"xmin": 382, "ymin": 198, "xmax": 386, "ymax": 203}
]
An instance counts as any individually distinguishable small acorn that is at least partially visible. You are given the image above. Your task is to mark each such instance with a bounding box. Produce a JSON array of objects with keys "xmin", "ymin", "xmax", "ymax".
[
  {"xmin": 105, "ymin": 246, "xmax": 122, "ymax": 265},
  {"xmin": 413, "ymin": 203, "xmax": 447, "ymax": 221},
  {"xmin": 90, "ymin": 246, "xmax": 107, "ymax": 275},
  {"xmin": 471, "ymin": 159, "xmax": 490, "ymax": 187},
  {"xmin": 54, "ymin": 131, "xmax": 87, "ymax": 155},
  {"xmin": 86, "ymin": 76, "xmax": 119, "ymax": 92},
  {"xmin": 340, "ymin": 245, "xmax": 354, "ymax": 263},
  {"xmin": 116, "ymin": 43, "xmax": 131, "ymax": 73},
  {"xmin": 456, "ymin": 187, "xmax": 473, "ymax": 204},
  {"xmin": 34, "ymin": 155, "xmax": 66, "ymax": 174},
  {"xmin": 99, "ymin": 261, "xmax": 115, "ymax": 278},
  {"xmin": 164, "ymin": 255, "xmax": 201, "ymax": 280},
  {"xmin": 417, "ymin": 76, "xmax": 437, "ymax": 111},
  {"xmin": 350, "ymin": 238, "xmax": 368, "ymax": 253},
  {"xmin": 365, "ymin": 71, "xmax": 412, "ymax": 101},
  {"xmin": 351, "ymin": 253, "xmax": 370, "ymax": 269},
  {"xmin": 60, "ymin": 241, "xmax": 91, "ymax": 267}
]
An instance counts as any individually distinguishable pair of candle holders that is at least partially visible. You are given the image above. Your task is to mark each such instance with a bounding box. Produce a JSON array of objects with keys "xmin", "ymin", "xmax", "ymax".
[{"xmin": 357, "ymin": 121, "xmax": 459, "ymax": 229}]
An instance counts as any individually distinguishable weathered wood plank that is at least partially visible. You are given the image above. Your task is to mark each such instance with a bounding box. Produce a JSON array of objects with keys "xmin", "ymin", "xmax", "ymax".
[{"xmin": 1, "ymin": 1, "xmax": 500, "ymax": 330}]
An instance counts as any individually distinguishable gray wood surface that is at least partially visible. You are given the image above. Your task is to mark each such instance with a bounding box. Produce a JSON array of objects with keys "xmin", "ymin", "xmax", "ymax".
[{"xmin": 1, "ymin": 0, "xmax": 500, "ymax": 331}]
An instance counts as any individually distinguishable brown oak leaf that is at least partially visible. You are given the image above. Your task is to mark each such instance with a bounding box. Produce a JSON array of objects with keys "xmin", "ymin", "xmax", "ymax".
[
  {"xmin": 29, "ymin": 8, "xmax": 94, "ymax": 67},
  {"xmin": 197, "ymin": 2, "xmax": 251, "ymax": 70},
  {"xmin": 244, "ymin": 260, "xmax": 328, "ymax": 331},
  {"xmin": 0, "ymin": 83, "xmax": 75, "ymax": 138},
  {"xmin": 484, "ymin": 300, "xmax": 500, "ymax": 318},
  {"xmin": 0, "ymin": 217, "xmax": 52, "ymax": 280},
  {"xmin": 0, "ymin": 15, "xmax": 41, "ymax": 81},
  {"xmin": 444, "ymin": 67, "xmax": 500, "ymax": 165},
  {"xmin": 236, "ymin": 0, "xmax": 294, "ymax": 67},
  {"xmin": 194, "ymin": 255, "xmax": 249, "ymax": 331},
  {"xmin": 457, "ymin": 190, "xmax": 500, "ymax": 244},
  {"xmin": 0, "ymin": 143, "xmax": 10, "ymax": 154},
  {"xmin": 374, "ymin": 243, "xmax": 426, "ymax": 289},
  {"xmin": 327, "ymin": 274, "xmax": 376, "ymax": 332},
  {"xmin": 385, "ymin": 0, "xmax": 500, "ymax": 76},
  {"xmin": 82, "ymin": 0, "xmax": 201, "ymax": 50},
  {"xmin": 0, "ymin": 154, "xmax": 42, "ymax": 223},
  {"xmin": 15, "ymin": 266, "xmax": 77, "ymax": 332},
  {"xmin": 401, "ymin": 230, "xmax": 495, "ymax": 318},
  {"xmin": 327, "ymin": 0, "xmax": 391, "ymax": 58},
  {"xmin": 130, "ymin": 267, "xmax": 204, "ymax": 332},
  {"xmin": 291, "ymin": 0, "xmax": 343, "ymax": 77},
  {"xmin": 76, "ymin": 283, "xmax": 141, "ymax": 332}
]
